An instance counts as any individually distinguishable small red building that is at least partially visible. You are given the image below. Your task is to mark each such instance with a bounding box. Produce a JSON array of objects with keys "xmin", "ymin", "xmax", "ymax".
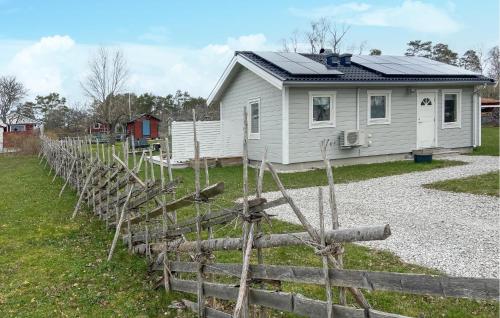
[
  {"xmin": 126, "ymin": 114, "xmax": 160, "ymax": 140},
  {"xmin": 4, "ymin": 114, "xmax": 41, "ymax": 133},
  {"xmin": 89, "ymin": 121, "xmax": 110, "ymax": 134}
]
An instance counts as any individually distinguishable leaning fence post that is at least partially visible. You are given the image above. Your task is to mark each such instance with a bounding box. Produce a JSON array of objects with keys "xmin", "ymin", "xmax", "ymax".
[
  {"xmin": 234, "ymin": 106, "xmax": 252, "ymax": 318},
  {"xmin": 320, "ymin": 139, "xmax": 346, "ymax": 305},
  {"xmin": 265, "ymin": 161, "xmax": 371, "ymax": 309}
]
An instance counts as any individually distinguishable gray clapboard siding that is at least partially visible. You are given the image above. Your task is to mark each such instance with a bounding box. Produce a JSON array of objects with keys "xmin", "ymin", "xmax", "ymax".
[
  {"xmin": 220, "ymin": 67, "xmax": 282, "ymax": 162},
  {"xmin": 438, "ymin": 87, "xmax": 474, "ymax": 148},
  {"xmin": 288, "ymin": 86, "xmax": 476, "ymax": 164}
]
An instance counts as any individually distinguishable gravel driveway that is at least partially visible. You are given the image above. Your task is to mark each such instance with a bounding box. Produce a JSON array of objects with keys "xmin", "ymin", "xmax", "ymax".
[{"xmin": 262, "ymin": 155, "xmax": 499, "ymax": 278}]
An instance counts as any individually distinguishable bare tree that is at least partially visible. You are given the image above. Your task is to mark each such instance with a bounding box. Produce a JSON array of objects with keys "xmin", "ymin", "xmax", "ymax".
[
  {"xmin": 358, "ymin": 41, "xmax": 368, "ymax": 55},
  {"xmin": 486, "ymin": 46, "xmax": 500, "ymax": 80},
  {"xmin": 81, "ymin": 47, "xmax": 129, "ymax": 143},
  {"xmin": 0, "ymin": 76, "xmax": 27, "ymax": 124},
  {"xmin": 328, "ymin": 23, "xmax": 350, "ymax": 54},
  {"xmin": 305, "ymin": 22, "xmax": 319, "ymax": 53},
  {"xmin": 289, "ymin": 29, "xmax": 299, "ymax": 53},
  {"xmin": 281, "ymin": 39, "xmax": 290, "ymax": 53}
]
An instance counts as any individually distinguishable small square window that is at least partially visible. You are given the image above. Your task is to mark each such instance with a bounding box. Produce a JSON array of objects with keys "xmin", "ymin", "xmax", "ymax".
[
  {"xmin": 309, "ymin": 92, "xmax": 336, "ymax": 128},
  {"xmin": 367, "ymin": 91, "xmax": 391, "ymax": 125},
  {"xmin": 313, "ymin": 97, "xmax": 331, "ymax": 122}
]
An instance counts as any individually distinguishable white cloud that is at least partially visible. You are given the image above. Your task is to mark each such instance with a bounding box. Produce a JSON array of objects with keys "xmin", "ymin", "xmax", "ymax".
[
  {"xmin": 289, "ymin": 0, "xmax": 461, "ymax": 35},
  {"xmin": 0, "ymin": 33, "xmax": 275, "ymax": 105},
  {"xmin": 289, "ymin": 2, "xmax": 371, "ymax": 19},
  {"xmin": 7, "ymin": 35, "xmax": 81, "ymax": 98}
]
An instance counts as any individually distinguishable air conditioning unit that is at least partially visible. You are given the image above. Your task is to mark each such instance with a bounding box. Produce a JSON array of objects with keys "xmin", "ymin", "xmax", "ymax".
[{"xmin": 339, "ymin": 130, "xmax": 365, "ymax": 148}]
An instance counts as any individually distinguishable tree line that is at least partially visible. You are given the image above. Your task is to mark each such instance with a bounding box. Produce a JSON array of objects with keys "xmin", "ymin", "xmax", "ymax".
[
  {"xmin": 282, "ymin": 18, "xmax": 499, "ymax": 75},
  {"xmin": 0, "ymin": 48, "xmax": 215, "ymax": 139}
]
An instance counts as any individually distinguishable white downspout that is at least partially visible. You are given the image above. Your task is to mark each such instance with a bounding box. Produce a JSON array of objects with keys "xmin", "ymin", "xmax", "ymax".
[
  {"xmin": 356, "ymin": 88, "xmax": 360, "ymax": 130},
  {"xmin": 477, "ymin": 93, "xmax": 481, "ymax": 147},
  {"xmin": 472, "ymin": 86, "xmax": 483, "ymax": 147},
  {"xmin": 282, "ymin": 86, "xmax": 290, "ymax": 164}
]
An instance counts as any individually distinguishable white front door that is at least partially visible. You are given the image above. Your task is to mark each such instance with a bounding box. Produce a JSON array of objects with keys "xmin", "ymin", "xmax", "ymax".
[{"xmin": 417, "ymin": 91, "xmax": 437, "ymax": 148}]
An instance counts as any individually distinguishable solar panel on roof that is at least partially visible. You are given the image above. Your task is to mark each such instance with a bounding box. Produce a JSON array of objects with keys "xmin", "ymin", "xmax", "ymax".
[
  {"xmin": 351, "ymin": 55, "xmax": 479, "ymax": 76},
  {"xmin": 254, "ymin": 52, "xmax": 343, "ymax": 75}
]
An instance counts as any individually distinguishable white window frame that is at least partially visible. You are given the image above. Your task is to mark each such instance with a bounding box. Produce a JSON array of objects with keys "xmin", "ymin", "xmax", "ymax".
[
  {"xmin": 441, "ymin": 89, "xmax": 462, "ymax": 129},
  {"xmin": 367, "ymin": 90, "xmax": 391, "ymax": 125},
  {"xmin": 247, "ymin": 97, "xmax": 261, "ymax": 140},
  {"xmin": 308, "ymin": 91, "xmax": 336, "ymax": 129}
]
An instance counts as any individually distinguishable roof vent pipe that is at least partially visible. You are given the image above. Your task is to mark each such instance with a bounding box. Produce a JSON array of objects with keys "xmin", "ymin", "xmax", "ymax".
[
  {"xmin": 326, "ymin": 53, "xmax": 340, "ymax": 67},
  {"xmin": 340, "ymin": 53, "xmax": 352, "ymax": 66}
]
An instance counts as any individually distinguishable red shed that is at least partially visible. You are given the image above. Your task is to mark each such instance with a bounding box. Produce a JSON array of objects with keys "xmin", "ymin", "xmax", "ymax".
[{"xmin": 126, "ymin": 114, "xmax": 160, "ymax": 140}]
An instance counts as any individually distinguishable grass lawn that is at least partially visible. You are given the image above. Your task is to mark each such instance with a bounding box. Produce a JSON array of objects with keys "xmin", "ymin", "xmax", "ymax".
[
  {"xmin": 473, "ymin": 127, "xmax": 499, "ymax": 156},
  {"xmin": 424, "ymin": 171, "xmax": 500, "ymax": 197},
  {"xmin": 0, "ymin": 154, "xmax": 498, "ymax": 317}
]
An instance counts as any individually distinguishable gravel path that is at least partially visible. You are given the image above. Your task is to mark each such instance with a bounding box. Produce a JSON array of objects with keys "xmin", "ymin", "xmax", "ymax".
[{"xmin": 262, "ymin": 155, "xmax": 499, "ymax": 278}]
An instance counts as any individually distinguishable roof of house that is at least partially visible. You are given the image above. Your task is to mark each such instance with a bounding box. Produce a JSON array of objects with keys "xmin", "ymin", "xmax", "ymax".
[
  {"xmin": 208, "ymin": 51, "xmax": 495, "ymax": 105},
  {"xmin": 6, "ymin": 113, "xmax": 40, "ymax": 125},
  {"xmin": 238, "ymin": 51, "xmax": 494, "ymax": 83},
  {"xmin": 481, "ymin": 98, "xmax": 500, "ymax": 106},
  {"xmin": 127, "ymin": 113, "xmax": 161, "ymax": 124}
]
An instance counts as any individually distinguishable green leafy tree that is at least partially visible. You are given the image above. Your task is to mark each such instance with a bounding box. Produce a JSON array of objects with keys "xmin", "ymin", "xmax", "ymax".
[
  {"xmin": 432, "ymin": 43, "xmax": 458, "ymax": 65},
  {"xmin": 459, "ymin": 50, "xmax": 482, "ymax": 72},
  {"xmin": 35, "ymin": 93, "xmax": 66, "ymax": 115},
  {"xmin": 369, "ymin": 49, "xmax": 382, "ymax": 56},
  {"xmin": 405, "ymin": 40, "xmax": 432, "ymax": 58}
]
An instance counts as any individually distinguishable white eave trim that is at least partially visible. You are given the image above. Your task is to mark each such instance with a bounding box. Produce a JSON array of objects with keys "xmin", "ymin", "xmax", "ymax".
[{"xmin": 207, "ymin": 55, "xmax": 283, "ymax": 105}]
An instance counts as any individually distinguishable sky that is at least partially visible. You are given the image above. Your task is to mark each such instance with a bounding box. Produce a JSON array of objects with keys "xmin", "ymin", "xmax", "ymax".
[{"xmin": 0, "ymin": 0, "xmax": 498, "ymax": 105}]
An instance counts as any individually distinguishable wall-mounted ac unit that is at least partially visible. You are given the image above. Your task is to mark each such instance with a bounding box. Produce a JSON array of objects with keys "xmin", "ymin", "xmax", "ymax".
[{"xmin": 339, "ymin": 130, "xmax": 365, "ymax": 148}]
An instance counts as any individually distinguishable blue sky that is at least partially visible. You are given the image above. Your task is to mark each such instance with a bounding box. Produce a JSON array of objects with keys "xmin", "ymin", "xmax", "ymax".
[{"xmin": 0, "ymin": 0, "xmax": 498, "ymax": 103}]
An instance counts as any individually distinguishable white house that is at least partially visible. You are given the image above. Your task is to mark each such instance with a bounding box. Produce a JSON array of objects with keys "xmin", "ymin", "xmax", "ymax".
[{"xmin": 206, "ymin": 51, "xmax": 495, "ymax": 170}]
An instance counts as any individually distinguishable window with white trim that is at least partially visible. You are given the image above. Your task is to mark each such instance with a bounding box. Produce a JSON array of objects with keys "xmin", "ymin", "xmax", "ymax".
[
  {"xmin": 367, "ymin": 90, "xmax": 391, "ymax": 125},
  {"xmin": 309, "ymin": 92, "xmax": 336, "ymax": 128},
  {"xmin": 248, "ymin": 98, "xmax": 260, "ymax": 139},
  {"xmin": 442, "ymin": 89, "xmax": 461, "ymax": 128}
]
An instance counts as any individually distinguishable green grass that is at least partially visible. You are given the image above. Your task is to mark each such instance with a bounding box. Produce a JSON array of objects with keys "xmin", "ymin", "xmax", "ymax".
[
  {"xmin": 473, "ymin": 127, "xmax": 499, "ymax": 156},
  {"xmin": 424, "ymin": 171, "xmax": 500, "ymax": 197},
  {"xmin": 0, "ymin": 154, "xmax": 497, "ymax": 317}
]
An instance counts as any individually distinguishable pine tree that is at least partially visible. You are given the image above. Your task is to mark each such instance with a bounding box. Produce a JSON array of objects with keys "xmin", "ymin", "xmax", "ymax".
[
  {"xmin": 405, "ymin": 40, "xmax": 432, "ymax": 58},
  {"xmin": 432, "ymin": 43, "xmax": 458, "ymax": 65},
  {"xmin": 459, "ymin": 50, "xmax": 482, "ymax": 72}
]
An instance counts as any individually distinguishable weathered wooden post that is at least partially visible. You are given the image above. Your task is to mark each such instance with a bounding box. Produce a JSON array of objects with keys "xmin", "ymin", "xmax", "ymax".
[
  {"xmin": 234, "ymin": 107, "xmax": 252, "ymax": 318},
  {"xmin": 320, "ymin": 139, "xmax": 346, "ymax": 305},
  {"xmin": 192, "ymin": 109, "xmax": 205, "ymax": 318},
  {"xmin": 318, "ymin": 188, "xmax": 333, "ymax": 318}
]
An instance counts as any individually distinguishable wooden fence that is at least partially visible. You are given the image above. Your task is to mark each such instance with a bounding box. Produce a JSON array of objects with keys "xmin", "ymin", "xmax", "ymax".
[{"xmin": 38, "ymin": 108, "xmax": 499, "ymax": 318}]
